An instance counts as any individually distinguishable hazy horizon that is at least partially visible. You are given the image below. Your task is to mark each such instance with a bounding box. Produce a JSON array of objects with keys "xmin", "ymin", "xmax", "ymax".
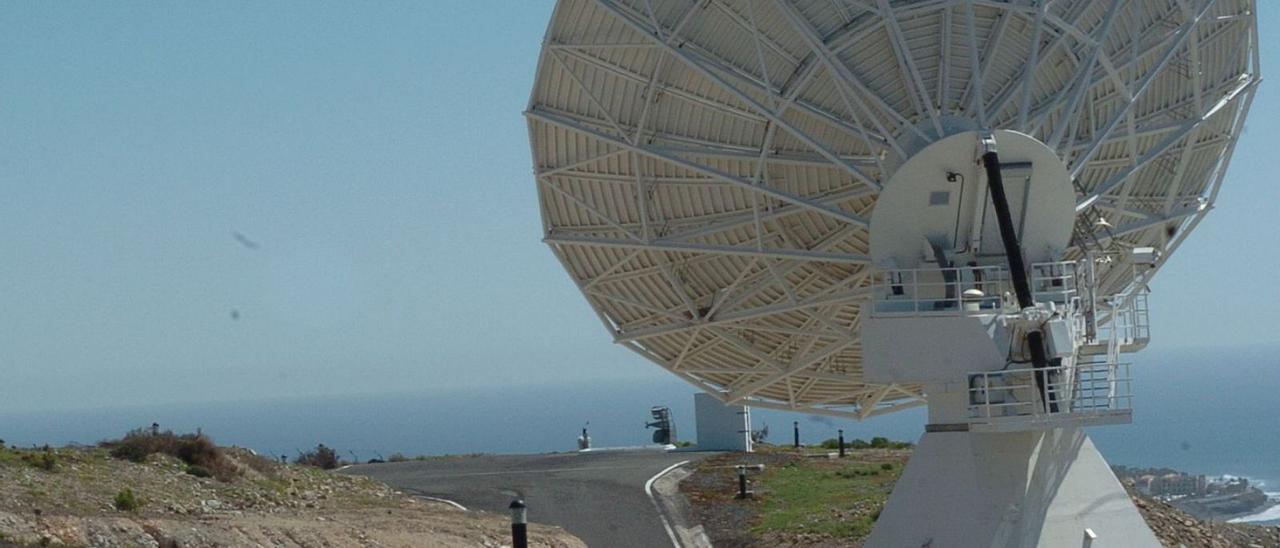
[{"xmin": 2, "ymin": 340, "xmax": 1275, "ymax": 417}]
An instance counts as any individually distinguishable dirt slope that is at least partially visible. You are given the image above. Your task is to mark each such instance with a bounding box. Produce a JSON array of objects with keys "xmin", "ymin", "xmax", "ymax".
[{"xmin": 0, "ymin": 445, "xmax": 583, "ymax": 547}]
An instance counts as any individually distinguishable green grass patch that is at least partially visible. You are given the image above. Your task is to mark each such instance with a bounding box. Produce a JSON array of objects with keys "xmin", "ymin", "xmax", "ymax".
[
  {"xmin": 0, "ymin": 448, "xmax": 59, "ymax": 472},
  {"xmin": 753, "ymin": 460, "xmax": 901, "ymax": 539}
]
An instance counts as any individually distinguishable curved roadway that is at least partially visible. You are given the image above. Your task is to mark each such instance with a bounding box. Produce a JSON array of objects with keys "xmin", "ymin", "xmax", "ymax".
[{"xmin": 341, "ymin": 450, "xmax": 714, "ymax": 547}]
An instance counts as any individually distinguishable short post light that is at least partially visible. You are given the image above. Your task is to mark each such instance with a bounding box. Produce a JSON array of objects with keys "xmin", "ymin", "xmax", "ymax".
[
  {"xmin": 509, "ymin": 498, "xmax": 528, "ymax": 548},
  {"xmin": 733, "ymin": 464, "xmax": 765, "ymax": 498}
]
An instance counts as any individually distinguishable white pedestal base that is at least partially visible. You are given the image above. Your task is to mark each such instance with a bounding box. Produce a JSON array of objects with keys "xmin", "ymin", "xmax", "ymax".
[{"xmin": 865, "ymin": 427, "xmax": 1158, "ymax": 548}]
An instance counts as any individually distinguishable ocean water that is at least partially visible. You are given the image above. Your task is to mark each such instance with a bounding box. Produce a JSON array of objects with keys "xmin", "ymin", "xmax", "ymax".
[
  {"xmin": 1, "ymin": 344, "xmax": 1276, "ymax": 522},
  {"xmin": 1086, "ymin": 343, "xmax": 1280, "ymax": 524}
]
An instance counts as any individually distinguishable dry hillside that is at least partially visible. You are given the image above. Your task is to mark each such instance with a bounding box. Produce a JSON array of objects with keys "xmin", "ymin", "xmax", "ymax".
[{"xmin": 0, "ymin": 440, "xmax": 582, "ymax": 548}]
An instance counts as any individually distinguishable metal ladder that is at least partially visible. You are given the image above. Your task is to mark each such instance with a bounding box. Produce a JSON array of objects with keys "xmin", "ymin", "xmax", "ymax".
[{"xmin": 1071, "ymin": 315, "xmax": 1122, "ymax": 413}]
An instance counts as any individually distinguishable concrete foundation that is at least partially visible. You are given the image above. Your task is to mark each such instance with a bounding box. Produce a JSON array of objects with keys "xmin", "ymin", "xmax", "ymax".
[{"xmin": 865, "ymin": 427, "xmax": 1159, "ymax": 548}]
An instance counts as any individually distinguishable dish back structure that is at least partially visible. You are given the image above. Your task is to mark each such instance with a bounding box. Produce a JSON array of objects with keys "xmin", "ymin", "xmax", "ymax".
[{"xmin": 525, "ymin": 0, "xmax": 1259, "ymax": 420}]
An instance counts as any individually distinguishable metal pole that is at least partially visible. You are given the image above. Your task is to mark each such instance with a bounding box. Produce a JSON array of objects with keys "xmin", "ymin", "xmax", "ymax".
[
  {"xmin": 793, "ymin": 421, "xmax": 800, "ymax": 448},
  {"xmin": 979, "ymin": 135, "xmax": 1032, "ymax": 309},
  {"xmin": 980, "ymin": 133, "xmax": 1056, "ymax": 413},
  {"xmin": 509, "ymin": 499, "xmax": 528, "ymax": 548},
  {"xmin": 838, "ymin": 429, "xmax": 846, "ymax": 458}
]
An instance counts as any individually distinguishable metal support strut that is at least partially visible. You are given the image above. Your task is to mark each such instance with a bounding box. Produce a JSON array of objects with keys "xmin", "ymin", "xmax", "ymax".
[{"xmin": 979, "ymin": 133, "xmax": 1056, "ymax": 413}]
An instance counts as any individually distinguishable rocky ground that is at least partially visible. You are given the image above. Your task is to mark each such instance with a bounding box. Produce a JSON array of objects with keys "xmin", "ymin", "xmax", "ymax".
[
  {"xmin": 680, "ymin": 450, "xmax": 800, "ymax": 547},
  {"xmin": 0, "ymin": 445, "xmax": 583, "ymax": 547},
  {"xmin": 1132, "ymin": 489, "xmax": 1280, "ymax": 548}
]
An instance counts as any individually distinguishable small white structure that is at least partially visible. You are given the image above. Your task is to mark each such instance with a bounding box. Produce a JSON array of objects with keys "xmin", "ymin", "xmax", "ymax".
[{"xmin": 694, "ymin": 393, "xmax": 752, "ymax": 452}]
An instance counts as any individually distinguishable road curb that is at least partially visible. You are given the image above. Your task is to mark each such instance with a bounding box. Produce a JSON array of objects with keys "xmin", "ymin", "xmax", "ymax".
[
  {"xmin": 417, "ymin": 495, "xmax": 468, "ymax": 511},
  {"xmin": 646, "ymin": 460, "xmax": 688, "ymax": 547},
  {"xmin": 647, "ymin": 461, "xmax": 713, "ymax": 548}
]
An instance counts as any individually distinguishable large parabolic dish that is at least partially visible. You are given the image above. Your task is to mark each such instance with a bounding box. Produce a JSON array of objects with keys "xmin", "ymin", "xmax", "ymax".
[{"xmin": 525, "ymin": 0, "xmax": 1260, "ymax": 419}]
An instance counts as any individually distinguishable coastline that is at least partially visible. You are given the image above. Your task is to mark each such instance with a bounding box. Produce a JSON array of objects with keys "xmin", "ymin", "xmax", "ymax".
[
  {"xmin": 1229, "ymin": 493, "xmax": 1280, "ymax": 525},
  {"xmin": 1116, "ymin": 465, "xmax": 1279, "ymax": 525}
]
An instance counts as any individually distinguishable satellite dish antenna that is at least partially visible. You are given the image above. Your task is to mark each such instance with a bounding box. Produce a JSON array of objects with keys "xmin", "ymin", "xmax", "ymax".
[{"xmin": 525, "ymin": 1, "xmax": 1259, "ymax": 545}]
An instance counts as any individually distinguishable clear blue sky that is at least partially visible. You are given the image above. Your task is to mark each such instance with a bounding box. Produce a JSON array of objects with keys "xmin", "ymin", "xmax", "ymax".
[{"xmin": 1, "ymin": 3, "xmax": 1277, "ymax": 414}]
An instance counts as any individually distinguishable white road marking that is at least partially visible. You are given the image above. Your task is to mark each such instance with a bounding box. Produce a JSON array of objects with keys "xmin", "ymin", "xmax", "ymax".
[
  {"xmin": 417, "ymin": 495, "xmax": 468, "ymax": 511},
  {"xmin": 645, "ymin": 460, "xmax": 690, "ymax": 548}
]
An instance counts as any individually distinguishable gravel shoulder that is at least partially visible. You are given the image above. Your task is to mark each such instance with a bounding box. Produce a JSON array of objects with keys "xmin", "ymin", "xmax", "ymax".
[{"xmin": 0, "ymin": 445, "xmax": 583, "ymax": 547}]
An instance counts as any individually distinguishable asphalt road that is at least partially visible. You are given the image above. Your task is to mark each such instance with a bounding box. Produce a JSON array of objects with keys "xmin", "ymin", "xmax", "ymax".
[{"xmin": 341, "ymin": 450, "xmax": 713, "ymax": 548}]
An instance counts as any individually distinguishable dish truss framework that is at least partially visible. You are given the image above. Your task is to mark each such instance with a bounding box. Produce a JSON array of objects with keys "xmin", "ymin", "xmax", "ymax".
[{"xmin": 525, "ymin": 0, "xmax": 1260, "ymax": 419}]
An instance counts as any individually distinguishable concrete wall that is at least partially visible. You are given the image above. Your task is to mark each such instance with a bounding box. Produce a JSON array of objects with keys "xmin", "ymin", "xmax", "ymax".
[
  {"xmin": 863, "ymin": 314, "xmax": 1008, "ymax": 383},
  {"xmin": 694, "ymin": 393, "xmax": 752, "ymax": 452},
  {"xmin": 866, "ymin": 428, "xmax": 1160, "ymax": 548}
]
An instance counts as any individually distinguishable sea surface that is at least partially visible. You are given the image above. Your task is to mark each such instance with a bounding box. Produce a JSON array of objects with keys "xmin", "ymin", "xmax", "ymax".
[{"xmin": 2, "ymin": 344, "xmax": 1277, "ymax": 523}]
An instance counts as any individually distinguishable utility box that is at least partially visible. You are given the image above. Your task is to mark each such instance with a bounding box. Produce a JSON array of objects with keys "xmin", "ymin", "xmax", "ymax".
[{"xmin": 694, "ymin": 393, "xmax": 752, "ymax": 452}]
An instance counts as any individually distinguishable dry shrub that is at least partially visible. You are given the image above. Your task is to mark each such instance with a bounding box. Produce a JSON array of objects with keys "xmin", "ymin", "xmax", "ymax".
[
  {"xmin": 18, "ymin": 450, "xmax": 58, "ymax": 472},
  {"xmin": 239, "ymin": 451, "xmax": 279, "ymax": 475},
  {"xmin": 103, "ymin": 428, "xmax": 241, "ymax": 482},
  {"xmin": 294, "ymin": 444, "xmax": 340, "ymax": 470}
]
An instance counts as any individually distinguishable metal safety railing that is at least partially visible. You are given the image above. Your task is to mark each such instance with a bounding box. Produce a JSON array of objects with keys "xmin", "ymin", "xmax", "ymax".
[
  {"xmin": 1095, "ymin": 292, "xmax": 1150, "ymax": 346},
  {"xmin": 1030, "ymin": 261, "xmax": 1081, "ymax": 310},
  {"xmin": 871, "ymin": 265, "xmax": 1010, "ymax": 316},
  {"xmin": 871, "ymin": 260, "xmax": 1085, "ymax": 317},
  {"xmin": 966, "ymin": 361, "xmax": 1132, "ymax": 422}
]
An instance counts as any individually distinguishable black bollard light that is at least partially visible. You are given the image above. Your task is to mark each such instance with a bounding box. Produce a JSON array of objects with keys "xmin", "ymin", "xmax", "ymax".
[
  {"xmin": 838, "ymin": 429, "xmax": 846, "ymax": 458},
  {"xmin": 733, "ymin": 464, "xmax": 763, "ymax": 498},
  {"xmin": 509, "ymin": 498, "xmax": 528, "ymax": 548},
  {"xmin": 793, "ymin": 421, "xmax": 800, "ymax": 448}
]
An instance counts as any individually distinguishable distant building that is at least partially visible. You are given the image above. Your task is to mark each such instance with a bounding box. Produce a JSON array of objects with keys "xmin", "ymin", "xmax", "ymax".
[
  {"xmin": 1149, "ymin": 473, "xmax": 1207, "ymax": 497},
  {"xmin": 1215, "ymin": 477, "xmax": 1249, "ymax": 495},
  {"xmin": 1127, "ymin": 470, "xmax": 1207, "ymax": 497},
  {"xmin": 1116, "ymin": 466, "xmax": 1268, "ymax": 520},
  {"xmin": 1135, "ymin": 475, "xmax": 1156, "ymax": 495}
]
